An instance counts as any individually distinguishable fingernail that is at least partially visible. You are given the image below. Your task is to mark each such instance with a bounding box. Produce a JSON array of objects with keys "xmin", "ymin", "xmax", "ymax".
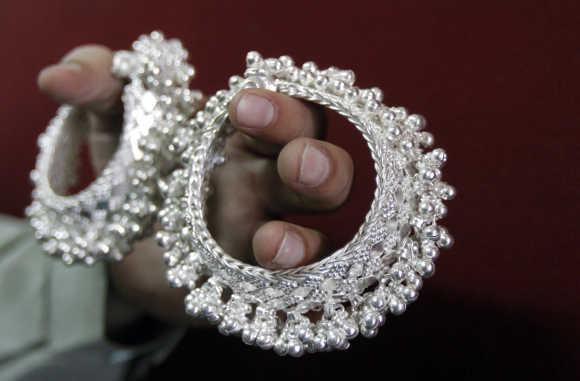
[
  {"xmin": 60, "ymin": 61, "xmax": 83, "ymax": 72},
  {"xmin": 235, "ymin": 93, "xmax": 275, "ymax": 129},
  {"xmin": 272, "ymin": 230, "xmax": 305, "ymax": 268},
  {"xmin": 38, "ymin": 62, "xmax": 82, "ymax": 81},
  {"xmin": 299, "ymin": 144, "xmax": 330, "ymax": 187}
]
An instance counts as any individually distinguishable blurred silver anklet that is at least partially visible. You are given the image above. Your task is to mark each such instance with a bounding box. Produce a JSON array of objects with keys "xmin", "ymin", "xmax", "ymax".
[{"xmin": 27, "ymin": 31, "xmax": 201, "ymax": 265}]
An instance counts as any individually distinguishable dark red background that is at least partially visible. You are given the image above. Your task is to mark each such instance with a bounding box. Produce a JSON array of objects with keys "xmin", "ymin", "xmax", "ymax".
[{"xmin": 1, "ymin": 0, "xmax": 578, "ymax": 378}]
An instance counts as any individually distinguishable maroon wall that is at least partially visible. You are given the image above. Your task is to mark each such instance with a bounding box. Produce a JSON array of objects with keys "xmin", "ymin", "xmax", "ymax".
[{"xmin": 1, "ymin": 0, "xmax": 578, "ymax": 376}]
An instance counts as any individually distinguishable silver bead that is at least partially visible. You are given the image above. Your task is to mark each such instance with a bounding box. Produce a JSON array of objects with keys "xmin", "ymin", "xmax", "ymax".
[
  {"xmin": 405, "ymin": 114, "xmax": 426, "ymax": 130},
  {"xmin": 279, "ymin": 55, "xmax": 294, "ymax": 67},
  {"xmin": 361, "ymin": 311, "xmax": 380, "ymax": 330},
  {"xmin": 256, "ymin": 334, "xmax": 274, "ymax": 349},
  {"xmin": 370, "ymin": 87, "xmax": 384, "ymax": 102},
  {"xmin": 342, "ymin": 322, "xmax": 359, "ymax": 339},
  {"xmin": 434, "ymin": 203, "xmax": 448, "ymax": 218},
  {"xmin": 401, "ymin": 287, "xmax": 418, "ymax": 302},
  {"xmin": 389, "ymin": 297, "xmax": 406, "ymax": 315},
  {"xmin": 302, "ymin": 61, "xmax": 318, "ymax": 72},
  {"xmin": 273, "ymin": 340, "xmax": 288, "ymax": 356},
  {"xmin": 437, "ymin": 228, "xmax": 454, "ymax": 248},
  {"xmin": 360, "ymin": 327, "xmax": 378, "ymax": 338},
  {"xmin": 419, "ymin": 132, "xmax": 434, "ymax": 147},
  {"xmin": 418, "ymin": 200, "xmax": 434, "ymax": 214},
  {"xmin": 439, "ymin": 184, "xmax": 457, "ymax": 200},
  {"xmin": 369, "ymin": 293, "xmax": 387, "ymax": 311},
  {"xmin": 423, "ymin": 225, "xmax": 440, "ymax": 241},
  {"xmin": 246, "ymin": 51, "xmax": 262, "ymax": 67},
  {"xmin": 414, "ymin": 259, "xmax": 435, "ymax": 277},
  {"xmin": 421, "ymin": 240, "xmax": 440, "ymax": 259},
  {"xmin": 287, "ymin": 341, "xmax": 304, "ymax": 357},
  {"xmin": 431, "ymin": 148, "xmax": 447, "ymax": 164},
  {"xmin": 242, "ymin": 328, "xmax": 258, "ymax": 345}
]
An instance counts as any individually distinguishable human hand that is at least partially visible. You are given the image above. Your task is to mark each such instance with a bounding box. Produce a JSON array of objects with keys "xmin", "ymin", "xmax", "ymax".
[{"xmin": 38, "ymin": 45, "xmax": 354, "ymax": 324}]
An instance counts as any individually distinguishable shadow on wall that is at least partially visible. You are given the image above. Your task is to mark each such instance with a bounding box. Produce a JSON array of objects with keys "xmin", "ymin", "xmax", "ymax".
[{"xmin": 149, "ymin": 290, "xmax": 577, "ymax": 380}]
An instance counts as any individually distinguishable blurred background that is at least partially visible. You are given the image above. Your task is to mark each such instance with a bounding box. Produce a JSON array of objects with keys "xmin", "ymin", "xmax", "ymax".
[{"xmin": 0, "ymin": 0, "xmax": 578, "ymax": 379}]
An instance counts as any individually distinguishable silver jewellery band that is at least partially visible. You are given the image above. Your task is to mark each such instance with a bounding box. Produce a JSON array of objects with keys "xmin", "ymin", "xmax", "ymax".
[
  {"xmin": 157, "ymin": 51, "xmax": 455, "ymax": 356},
  {"xmin": 27, "ymin": 31, "xmax": 202, "ymax": 265}
]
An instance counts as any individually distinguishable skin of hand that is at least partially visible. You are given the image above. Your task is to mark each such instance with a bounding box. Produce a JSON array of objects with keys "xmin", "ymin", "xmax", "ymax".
[{"xmin": 37, "ymin": 45, "xmax": 354, "ymax": 325}]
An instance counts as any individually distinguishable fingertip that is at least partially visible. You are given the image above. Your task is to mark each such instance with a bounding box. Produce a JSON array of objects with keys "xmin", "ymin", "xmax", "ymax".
[
  {"xmin": 277, "ymin": 138, "xmax": 354, "ymax": 209},
  {"xmin": 229, "ymin": 89, "xmax": 278, "ymax": 131},
  {"xmin": 38, "ymin": 45, "xmax": 122, "ymax": 113},
  {"xmin": 61, "ymin": 44, "xmax": 113, "ymax": 64},
  {"xmin": 253, "ymin": 221, "xmax": 326, "ymax": 270},
  {"xmin": 228, "ymin": 89, "xmax": 324, "ymax": 145},
  {"xmin": 37, "ymin": 62, "xmax": 85, "ymax": 102},
  {"xmin": 252, "ymin": 222, "xmax": 284, "ymax": 268}
]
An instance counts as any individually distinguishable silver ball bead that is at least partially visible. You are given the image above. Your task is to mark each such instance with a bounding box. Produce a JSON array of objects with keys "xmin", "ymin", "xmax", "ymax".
[
  {"xmin": 155, "ymin": 231, "xmax": 175, "ymax": 249},
  {"xmin": 360, "ymin": 327, "xmax": 378, "ymax": 338},
  {"xmin": 423, "ymin": 225, "xmax": 440, "ymax": 241},
  {"xmin": 302, "ymin": 61, "xmax": 318, "ymax": 72},
  {"xmin": 273, "ymin": 340, "xmax": 288, "ymax": 356},
  {"xmin": 405, "ymin": 114, "xmax": 426, "ymax": 130},
  {"xmin": 418, "ymin": 200, "xmax": 434, "ymax": 214},
  {"xmin": 326, "ymin": 330, "xmax": 341, "ymax": 347},
  {"xmin": 407, "ymin": 274, "xmax": 423, "ymax": 290},
  {"xmin": 279, "ymin": 55, "xmax": 294, "ymax": 67},
  {"xmin": 256, "ymin": 334, "xmax": 274, "ymax": 350},
  {"xmin": 315, "ymin": 75, "xmax": 329, "ymax": 88},
  {"xmin": 421, "ymin": 169, "xmax": 437, "ymax": 181},
  {"xmin": 402, "ymin": 287, "xmax": 418, "ymax": 302},
  {"xmin": 287, "ymin": 341, "xmax": 304, "ymax": 357},
  {"xmin": 61, "ymin": 253, "xmax": 73, "ymax": 265},
  {"xmin": 298, "ymin": 328, "xmax": 314, "ymax": 343},
  {"xmin": 432, "ymin": 148, "xmax": 447, "ymax": 164},
  {"xmin": 218, "ymin": 319, "xmax": 233, "ymax": 335},
  {"xmin": 362, "ymin": 312, "xmax": 380, "ymax": 330},
  {"xmin": 341, "ymin": 70, "xmax": 355, "ymax": 85},
  {"xmin": 419, "ymin": 132, "xmax": 434, "ymax": 147},
  {"xmin": 390, "ymin": 266, "xmax": 405, "ymax": 280},
  {"xmin": 313, "ymin": 335, "xmax": 328, "ymax": 352},
  {"xmin": 439, "ymin": 184, "xmax": 457, "ymax": 200},
  {"xmin": 369, "ymin": 294, "xmax": 387, "ymax": 311},
  {"xmin": 415, "ymin": 259, "xmax": 435, "ymax": 277},
  {"xmin": 389, "ymin": 297, "xmax": 406, "ymax": 315},
  {"xmin": 422, "ymin": 241, "xmax": 440, "ymax": 259},
  {"xmin": 370, "ymin": 87, "xmax": 384, "ymax": 102},
  {"xmin": 366, "ymin": 99, "xmax": 379, "ymax": 112},
  {"xmin": 246, "ymin": 51, "xmax": 262, "ymax": 66},
  {"xmin": 204, "ymin": 306, "xmax": 221, "ymax": 324},
  {"xmin": 434, "ymin": 203, "xmax": 448, "ymax": 218},
  {"xmin": 438, "ymin": 230, "xmax": 454, "ymax": 249},
  {"xmin": 342, "ymin": 323, "xmax": 359, "ymax": 339},
  {"xmin": 242, "ymin": 328, "xmax": 258, "ymax": 345}
]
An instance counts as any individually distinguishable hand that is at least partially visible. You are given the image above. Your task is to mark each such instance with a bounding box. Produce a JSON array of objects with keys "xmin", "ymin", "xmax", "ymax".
[{"xmin": 38, "ymin": 45, "xmax": 354, "ymax": 324}]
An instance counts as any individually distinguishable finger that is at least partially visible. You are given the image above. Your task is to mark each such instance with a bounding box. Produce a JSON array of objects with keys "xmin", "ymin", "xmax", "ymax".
[
  {"xmin": 228, "ymin": 89, "xmax": 325, "ymax": 152},
  {"xmin": 252, "ymin": 221, "xmax": 328, "ymax": 269},
  {"xmin": 37, "ymin": 44, "xmax": 123, "ymax": 117},
  {"xmin": 270, "ymin": 137, "xmax": 354, "ymax": 212},
  {"xmin": 206, "ymin": 153, "xmax": 268, "ymax": 263},
  {"xmin": 38, "ymin": 45, "xmax": 124, "ymax": 173}
]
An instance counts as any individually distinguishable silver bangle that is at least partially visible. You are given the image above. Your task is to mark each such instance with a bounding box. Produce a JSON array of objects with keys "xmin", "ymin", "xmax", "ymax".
[
  {"xmin": 157, "ymin": 52, "xmax": 455, "ymax": 356},
  {"xmin": 27, "ymin": 31, "xmax": 201, "ymax": 265}
]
